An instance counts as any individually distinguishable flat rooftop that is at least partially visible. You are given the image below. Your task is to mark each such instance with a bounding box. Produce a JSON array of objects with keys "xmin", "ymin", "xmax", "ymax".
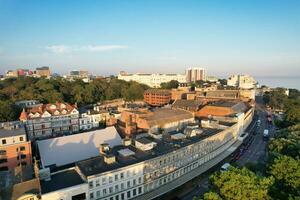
[
  {"xmin": 37, "ymin": 126, "xmax": 122, "ymax": 168},
  {"xmin": 41, "ymin": 169, "xmax": 84, "ymax": 194},
  {"xmin": 77, "ymin": 127, "xmax": 222, "ymax": 177}
]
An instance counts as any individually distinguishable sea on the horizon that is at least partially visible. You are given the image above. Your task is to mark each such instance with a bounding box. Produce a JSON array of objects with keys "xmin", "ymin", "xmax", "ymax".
[{"xmin": 255, "ymin": 76, "xmax": 300, "ymax": 90}]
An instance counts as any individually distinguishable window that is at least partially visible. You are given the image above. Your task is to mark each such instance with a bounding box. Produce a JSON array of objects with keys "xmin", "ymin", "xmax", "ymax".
[
  {"xmin": 109, "ymin": 187, "xmax": 113, "ymax": 194},
  {"xmin": 89, "ymin": 181, "xmax": 94, "ymax": 188},
  {"xmin": 115, "ymin": 185, "xmax": 119, "ymax": 192},
  {"xmin": 2, "ymin": 139, "xmax": 6, "ymax": 145},
  {"xmin": 110, "ymin": 197, "xmax": 113, "ymax": 200},
  {"xmin": 90, "ymin": 192, "xmax": 94, "ymax": 199},
  {"xmin": 0, "ymin": 150, "xmax": 6, "ymax": 155},
  {"xmin": 20, "ymin": 146, "xmax": 25, "ymax": 151},
  {"xmin": 138, "ymin": 187, "xmax": 142, "ymax": 194},
  {"xmin": 0, "ymin": 158, "xmax": 7, "ymax": 164},
  {"xmin": 127, "ymin": 191, "xmax": 131, "ymax": 198},
  {"xmin": 133, "ymin": 189, "xmax": 136, "ymax": 196},
  {"xmin": 121, "ymin": 183, "xmax": 125, "ymax": 190},
  {"xmin": 19, "ymin": 137, "xmax": 24, "ymax": 141},
  {"xmin": 138, "ymin": 177, "xmax": 142, "ymax": 184},
  {"xmin": 103, "ymin": 188, "xmax": 107, "ymax": 195},
  {"xmin": 102, "ymin": 177, "xmax": 107, "ymax": 185},
  {"xmin": 109, "ymin": 176, "xmax": 113, "ymax": 183},
  {"xmin": 96, "ymin": 191, "xmax": 100, "ymax": 198},
  {"xmin": 121, "ymin": 193, "xmax": 125, "ymax": 200},
  {"xmin": 115, "ymin": 174, "xmax": 118, "ymax": 181},
  {"xmin": 120, "ymin": 172, "xmax": 124, "ymax": 179},
  {"xmin": 127, "ymin": 181, "xmax": 131, "ymax": 188},
  {"xmin": 96, "ymin": 179, "xmax": 100, "ymax": 187},
  {"xmin": 115, "ymin": 195, "xmax": 119, "ymax": 200},
  {"xmin": 20, "ymin": 154, "xmax": 26, "ymax": 159},
  {"xmin": 133, "ymin": 179, "xmax": 136, "ymax": 186}
]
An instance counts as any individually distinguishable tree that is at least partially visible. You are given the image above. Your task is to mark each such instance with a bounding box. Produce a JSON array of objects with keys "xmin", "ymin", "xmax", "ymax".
[
  {"xmin": 203, "ymin": 192, "xmax": 222, "ymax": 200},
  {"xmin": 160, "ymin": 80, "xmax": 179, "ymax": 89},
  {"xmin": 0, "ymin": 100, "xmax": 22, "ymax": 122},
  {"xmin": 269, "ymin": 156, "xmax": 300, "ymax": 198},
  {"xmin": 208, "ymin": 167, "xmax": 274, "ymax": 200}
]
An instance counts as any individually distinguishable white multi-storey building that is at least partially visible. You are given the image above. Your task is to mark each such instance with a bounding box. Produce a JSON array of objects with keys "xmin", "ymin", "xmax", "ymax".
[
  {"xmin": 38, "ymin": 104, "xmax": 254, "ymax": 200},
  {"xmin": 117, "ymin": 72, "xmax": 186, "ymax": 88},
  {"xmin": 227, "ymin": 74, "xmax": 257, "ymax": 89},
  {"xmin": 19, "ymin": 103, "xmax": 79, "ymax": 140}
]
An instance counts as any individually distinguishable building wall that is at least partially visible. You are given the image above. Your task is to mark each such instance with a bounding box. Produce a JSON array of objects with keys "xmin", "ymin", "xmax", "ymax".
[
  {"xmin": 144, "ymin": 91, "xmax": 171, "ymax": 106},
  {"xmin": 0, "ymin": 141, "xmax": 32, "ymax": 170},
  {"xmin": 86, "ymin": 163, "xmax": 144, "ymax": 200},
  {"xmin": 42, "ymin": 183, "xmax": 88, "ymax": 200},
  {"xmin": 118, "ymin": 73, "xmax": 186, "ymax": 88},
  {"xmin": 25, "ymin": 114, "xmax": 79, "ymax": 140}
]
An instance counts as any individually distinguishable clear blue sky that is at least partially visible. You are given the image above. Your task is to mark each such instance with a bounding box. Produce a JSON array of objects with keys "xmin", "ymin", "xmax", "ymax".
[{"xmin": 0, "ymin": 0, "xmax": 299, "ymax": 77}]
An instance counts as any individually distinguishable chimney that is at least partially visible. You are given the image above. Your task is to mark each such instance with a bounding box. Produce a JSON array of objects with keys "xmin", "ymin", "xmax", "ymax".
[
  {"xmin": 99, "ymin": 143, "xmax": 110, "ymax": 155},
  {"xmin": 103, "ymin": 154, "xmax": 116, "ymax": 164},
  {"xmin": 123, "ymin": 137, "xmax": 131, "ymax": 146}
]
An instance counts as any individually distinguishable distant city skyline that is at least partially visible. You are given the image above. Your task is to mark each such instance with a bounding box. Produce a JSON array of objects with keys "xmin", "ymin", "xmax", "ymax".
[{"xmin": 0, "ymin": 0, "xmax": 299, "ymax": 77}]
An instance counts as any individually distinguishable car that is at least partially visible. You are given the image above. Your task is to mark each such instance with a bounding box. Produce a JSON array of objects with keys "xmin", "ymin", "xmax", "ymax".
[{"xmin": 221, "ymin": 163, "xmax": 231, "ymax": 172}]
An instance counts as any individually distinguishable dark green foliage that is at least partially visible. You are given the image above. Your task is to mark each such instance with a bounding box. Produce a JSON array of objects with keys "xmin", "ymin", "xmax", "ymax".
[
  {"xmin": 0, "ymin": 77, "xmax": 149, "ymax": 121},
  {"xmin": 160, "ymin": 80, "xmax": 179, "ymax": 89},
  {"xmin": 268, "ymin": 124, "xmax": 300, "ymax": 159},
  {"xmin": 0, "ymin": 100, "xmax": 22, "ymax": 122},
  {"xmin": 269, "ymin": 156, "xmax": 300, "ymax": 199}
]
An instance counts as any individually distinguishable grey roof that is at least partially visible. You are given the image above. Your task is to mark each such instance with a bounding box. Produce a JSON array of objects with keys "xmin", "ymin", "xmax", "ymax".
[
  {"xmin": 41, "ymin": 169, "xmax": 84, "ymax": 194},
  {"xmin": 0, "ymin": 126, "xmax": 26, "ymax": 139},
  {"xmin": 37, "ymin": 126, "xmax": 122, "ymax": 168},
  {"xmin": 142, "ymin": 108, "xmax": 194, "ymax": 127},
  {"xmin": 77, "ymin": 127, "xmax": 221, "ymax": 177},
  {"xmin": 136, "ymin": 137, "xmax": 153, "ymax": 144},
  {"xmin": 172, "ymin": 100, "xmax": 204, "ymax": 109}
]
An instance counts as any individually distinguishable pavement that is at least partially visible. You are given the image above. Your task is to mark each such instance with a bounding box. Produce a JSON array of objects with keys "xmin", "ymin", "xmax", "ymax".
[{"xmin": 167, "ymin": 96, "xmax": 274, "ymax": 200}]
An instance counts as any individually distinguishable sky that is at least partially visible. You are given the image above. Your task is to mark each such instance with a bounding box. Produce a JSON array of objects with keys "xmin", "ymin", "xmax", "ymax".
[{"xmin": 0, "ymin": 0, "xmax": 300, "ymax": 77}]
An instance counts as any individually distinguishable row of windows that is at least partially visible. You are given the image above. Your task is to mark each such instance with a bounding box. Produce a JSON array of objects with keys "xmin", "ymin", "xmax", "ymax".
[
  {"xmin": 1, "ymin": 136, "xmax": 24, "ymax": 145},
  {"xmin": 90, "ymin": 186, "xmax": 143, "ymax": 200},
  {"xmin": 89, "ymin": 172, "xmax": 142, "ymax": 189},
  {"xmin": 144, "ymin": 137, "xmax": 237, "ymax": 193}
]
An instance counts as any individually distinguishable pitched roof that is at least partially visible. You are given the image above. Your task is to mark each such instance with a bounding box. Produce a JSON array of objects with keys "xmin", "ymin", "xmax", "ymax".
[{"xmin": 22, "ymin": 102, "xmax": 77, "ymax": 119}]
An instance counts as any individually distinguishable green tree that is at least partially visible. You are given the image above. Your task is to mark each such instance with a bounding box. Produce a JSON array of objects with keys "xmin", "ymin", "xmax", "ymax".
[
  {"xmin": 208, "ymin": 167, "xmax": 274, "ymax": 200},
  {"xmin": 160, "ymin": 80, "xmax": 179, "ymax": 89},
  {"xmin": 203, "ymin": 192, "xmax": 222, "ymax": 200},
  {"xmin": 269, "ymin": 155, "xmax": 300, "ymax": 198},
  {"xmin": 0, "ymin": 100, "xmax": 22, "ymax": 122}
]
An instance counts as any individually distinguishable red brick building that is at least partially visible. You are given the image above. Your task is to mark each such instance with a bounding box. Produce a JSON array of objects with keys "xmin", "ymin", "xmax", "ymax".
[{"xmin": 144, "ymin": 89, "xmax": 171, "ymax": 106}]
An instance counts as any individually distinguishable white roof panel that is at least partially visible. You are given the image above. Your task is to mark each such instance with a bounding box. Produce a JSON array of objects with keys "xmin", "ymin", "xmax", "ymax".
[
  {"xmin": 37, "ymin": 126, "xmax": 122, "ymax": 167},
  {"xmin": 118, "ymin": 148, "xmax": 135, "ymax": 157}
]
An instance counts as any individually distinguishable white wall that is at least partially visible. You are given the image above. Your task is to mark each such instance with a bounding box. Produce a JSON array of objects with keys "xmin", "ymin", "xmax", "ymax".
[{"xmin": 42, "ymin": 183, "xmax": 88, "ymax": 200}]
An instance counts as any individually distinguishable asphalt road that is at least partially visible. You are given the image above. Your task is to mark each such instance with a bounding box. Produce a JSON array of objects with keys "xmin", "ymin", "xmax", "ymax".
[{"xmin": 176, "ymin": 97, "xmax": 273, "ymax": 200}]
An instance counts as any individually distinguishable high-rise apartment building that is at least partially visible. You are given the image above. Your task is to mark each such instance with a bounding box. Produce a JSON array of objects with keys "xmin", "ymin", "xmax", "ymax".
[{"xmin": 186, "ymin": 67, "xmax": 206, "ymax": 82}]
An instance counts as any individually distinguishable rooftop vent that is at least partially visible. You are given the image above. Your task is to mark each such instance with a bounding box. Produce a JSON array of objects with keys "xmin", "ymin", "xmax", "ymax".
[
  {"xmin": 104, "ymin": 154, "xmax": 116, "ymax": 164},
  {"xmin": 123, "ymin": 138, "xmax": 131, "ymax": 146}
]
